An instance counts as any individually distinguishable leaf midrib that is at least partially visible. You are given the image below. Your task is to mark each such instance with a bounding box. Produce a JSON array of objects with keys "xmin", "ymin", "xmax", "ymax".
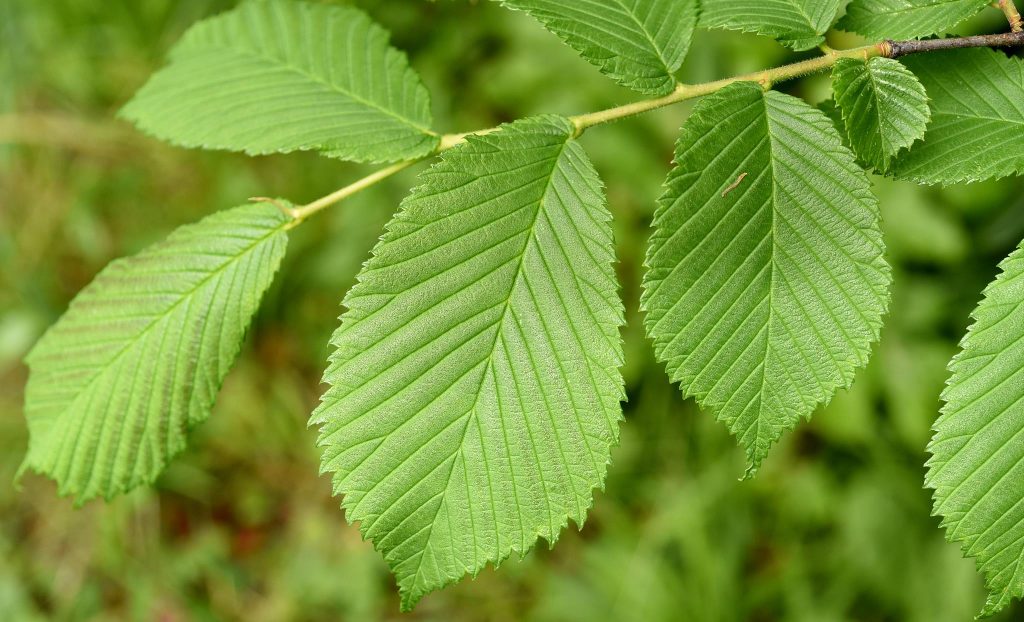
[
  {"xmin": 863, "ymin": 60, "xmax": 893, "ymax": 165},
  {"xmin": 407, "ymin": 139, "xmax": 571, "ymax": 596},
  {"xmin": 34, "ymin": 221, "xmax": 286, "ymax": 445},
  {"xmin": 785, "ymin": 0, "xmax": 820, "ymax": 32},
  {"xmin": 606, "ymin": 0, "xmax": 675, "ymax": 74},
  {"xmin": 754, "ymin": 93, "xmax": 779, "ymax": 456},
  {"xmin": 178, "ymin": 37, "xmax": 435, "ymax": 136}
]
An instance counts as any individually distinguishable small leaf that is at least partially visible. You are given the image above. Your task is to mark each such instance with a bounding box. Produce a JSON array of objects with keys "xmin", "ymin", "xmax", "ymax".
[
  {"xmin": 892, "ymin": 48, "xmax": 1024, "ymax": 185},
  {"xmin": 700, "ymin": 0, "xmax": 844, "ymax": 51},
  {"xmin": 839, "ymin": 0, "xmax": 990, "ymax": 40},
  {"xmin": 313, "ymin": 115, "xmax": 625, "ymax": 609},
  {"xmin": 927, "ymin": 241, "xmax": 1024, "ymax": 617},
  {"xmin": 642, "ymin": 82, "xmax": 891, "ymax": 473},
  {"xmin": 21, "ymin": 204, "xmax": 290, "ymax": 503},
  {"xmin": 832, "ymin": 57, "xmax": 930, "ymax": 171},
  {"xmin": 121, "ymin": 0, "xmax": 438, "ymax": 162},
  {"xmin": 499, "ymin": 0, "xmax": 699, "ymax": 95}
]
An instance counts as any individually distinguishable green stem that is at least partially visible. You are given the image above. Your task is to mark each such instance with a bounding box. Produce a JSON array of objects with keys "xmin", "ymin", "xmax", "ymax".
[
  {"xmin": 288, "ymin": 30, "xmax": 1024, "ymax": 222},
  {"xmin": 571, "ymin": 43, "xmax": 887, "ymax": 132},
  {"xmin": 996, "ymin": 0, "xmax": 1024, "ymax": 32},
  {"xmin": 286, "ymin": 160, "xmax": 417, "ymax": 223}
]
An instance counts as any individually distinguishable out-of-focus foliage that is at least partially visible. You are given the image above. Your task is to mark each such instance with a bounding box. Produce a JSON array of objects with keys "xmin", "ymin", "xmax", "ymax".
[{"xmin": 2, "ymin": 1, "xmax": 1024, "ymax": 619}]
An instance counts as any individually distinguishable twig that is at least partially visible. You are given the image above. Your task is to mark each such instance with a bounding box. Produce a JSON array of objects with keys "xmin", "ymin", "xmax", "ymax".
[
  {"xmin": 887, "ymin": 30, "xmax": 1024, "ymax": 57},
  {"xmin": 288, "ymin": 160, "xmax": 417, "ymax": 223},
  {"xmin": 273, "ymin": 30, "xmax": 1024, "ymax": 225}
]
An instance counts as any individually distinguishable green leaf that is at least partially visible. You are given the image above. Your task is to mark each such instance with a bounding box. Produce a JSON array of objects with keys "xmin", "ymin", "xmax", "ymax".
[
  {"xmin": 927, "ymin": 241, "xmax": 1024, "ymax": 617},
  {"xmin": 892, "ymin": 49, "xmax": 1024, "ymax": 185},
  {"xmin": 499, "ymin": 0, "xmax": 698, "ymax": 95},
  {"xmin": 642, "ymin": 82, "xmax": 890, "ymax": 473},
  {"xmin": 838, "ymin": 0, "xmax": 990, "ymax": 40},
  {"xmin": 699, "ymin": 0, "xmax": 844, "ymax": 51},
  {"xmin": 817, "ymin": 98, "xmax": 847, "ymax": 134},
  {"xmin": 121, "ymin": 0, "xmax": 438, "ymax": 163},
  {"xmin": 832, "ymin": 57, "xmax": 930, "ymax": 171},
  {"xmin": 20, "ymin": 204, "xmax": 290, "ymax": 503},
  {"xmin": 312, "ymin": 115, "xmax": 624, "ymax": 609}
]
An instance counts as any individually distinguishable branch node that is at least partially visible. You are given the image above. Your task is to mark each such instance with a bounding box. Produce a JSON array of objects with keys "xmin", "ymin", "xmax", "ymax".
[
  {"xmin": 570, "ymin": 118, "xmax": 586, "ymax": 139},
  {"xmin": 439, "ymin": 133, "xmax": 469, "ymax": 150}
]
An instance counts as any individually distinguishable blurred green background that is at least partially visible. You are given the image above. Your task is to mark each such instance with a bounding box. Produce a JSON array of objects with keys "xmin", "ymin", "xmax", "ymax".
[{"xmin": 3, "ymin": 1, "xmax": 1024, "ymax": 620}]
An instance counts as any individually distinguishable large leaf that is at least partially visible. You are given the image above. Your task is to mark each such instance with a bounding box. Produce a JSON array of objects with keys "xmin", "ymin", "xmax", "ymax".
[
  {"xmin": 642, "ymin": 82, "xmax": 890, "ymax": 473},
  {"xmin": 20, "ymin": 204, "xmax": 290, "ymax": 503},
  {"xmin": 838, "ymin": 0, "xmax": 990, "ymax": 40},
  {"xmin": 832, "ymin": 57, "xmax": 930, "ymax": 171},
  {"xmin": 121, "ymin": 0, "xmax": 438, "ymax": 163},
  {"xmin": 927, "ymin": 242, "xmax": 1024, "ymax": 617},
  {"xmin": 313, "ymin": 115, "xmax": 625, "ymax": 609},
  {"xmin": 499, "ymin": 0, "xmax": 698, "ymax": 95},
  {"xmin": 699, "ymin": 0, "xmax": 844, "ymax": 51},
  {"xmin": 892, "ymin": 49, "xmax": 1024, "ymax": 185}
]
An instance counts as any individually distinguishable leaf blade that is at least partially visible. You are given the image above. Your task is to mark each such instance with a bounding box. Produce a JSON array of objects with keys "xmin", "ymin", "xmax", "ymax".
[
  {"xmin": 832, "ymin": 57, "xmax": 930, "ymax": 171},
  {"xmin": 642, "ymin": 82, "xmax": 890, "ymax": 472},
  {"xmin": 892, "ymin": 48, "xmax": 1024, "ymax": 185},
  {"xmin": 121, "ymin": 0, "xmax": 438, "ymax": 162},
  {"xmin": 838, "ymin": 0, "xmax": 990, "ymax": 40},
  {"xmin": 313, "ymin": 115, "xmax": 625, "ymax": 609},
  {"xmin": 928, "ymin": 241, "xmax": 1024, "ymax": 617},
  {"xmin": 21, "ymin": 203, "xmax": 290, "ymax": 502},
  {"xmin": 499, "ymin": 0, "xmax": 698, "ymax": 95},
  {"xmin": 700, "ymin": 0, "xmax": 844, "ymax": 51}
]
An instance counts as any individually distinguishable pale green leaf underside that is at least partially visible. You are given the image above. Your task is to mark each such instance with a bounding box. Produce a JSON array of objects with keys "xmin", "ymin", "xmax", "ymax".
[
  {"xmin": 892, "ymin": 49, "xmax": 1024, "ymax": 185},
  {"xmin": 121, "ymin": 0, "xmax": 438, "ymax": 163},
  {"xmin": 838, "ymin": 0, "xmax": 990, "ymax": 40},
  {"xmin": 21, "ymin": 204, "xmax": 289, "ymax": 503},
  {"xmin": 699, "ymin": 0, "xmax": 844, "ymax": 51},
  {"xmin": 832, "ymin": 57, "xmax": 930, "ymax": 171},
  {"xmin": 643, "ymin": 82, "xmax": 890, "ymax": 473},
  {"xmin": 927, "ymin": 242, "xmax": 1024, "ymax": 617},
  {"xmin": 313, "ymin": 115, "xmax": 625, "ymax": 610},
  {"xmin": 499, "ymin": 0, "xmax": 698, "ymax": 95}
]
